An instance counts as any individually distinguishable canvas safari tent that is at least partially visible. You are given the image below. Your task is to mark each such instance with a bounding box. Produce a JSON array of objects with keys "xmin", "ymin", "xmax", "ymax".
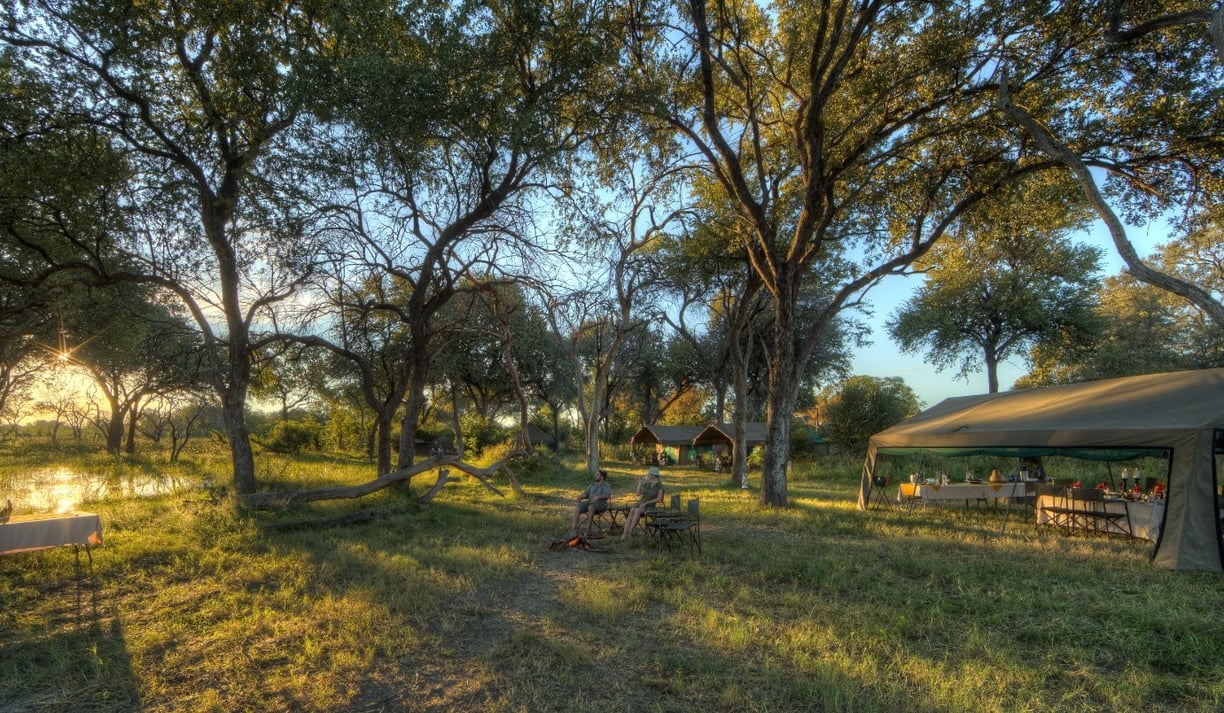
[
  {"xmin": 691, "ymin": 422, "xmax": 768, "ymax": 463},
  {"xmin": 629, "ymin": 425, "xmax": 704, "ymax": 465},
  {"xmin": 857, "ymin": 367, "xmax": 1224, "ymax": 572}
]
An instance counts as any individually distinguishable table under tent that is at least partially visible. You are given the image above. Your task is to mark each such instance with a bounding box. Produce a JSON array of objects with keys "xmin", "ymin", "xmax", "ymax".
[{"xmin": 857, "ymin": 367, "xmax": 1224, "ymax": 572}]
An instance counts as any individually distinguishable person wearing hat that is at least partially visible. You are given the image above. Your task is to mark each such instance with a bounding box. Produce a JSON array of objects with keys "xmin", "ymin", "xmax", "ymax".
[
  {"xmin": 622, "ymin": 467, "xmax": 665, "ymax": 539},
  {"xmin": 568, "ymin": 469, "xmax": 612, "ymax": 538}
]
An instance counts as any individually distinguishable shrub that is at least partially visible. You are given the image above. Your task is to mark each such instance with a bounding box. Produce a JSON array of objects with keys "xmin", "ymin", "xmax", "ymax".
[{"xmin": 263, "ymin": 420, "xmax": 320, "ymax": 454}]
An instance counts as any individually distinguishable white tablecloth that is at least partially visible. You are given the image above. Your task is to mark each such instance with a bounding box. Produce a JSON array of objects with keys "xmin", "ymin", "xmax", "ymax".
[
  {"xmin": 1035, "ymin": 495, "xmax": 1164, "ymax": 541},
  {"xmin": 900, "ymin": 481, "xmax": 1025, "ymax": 504},
  {"xmin": 0, "ymin": 512, "xmax": 103, "ymax": 555}
]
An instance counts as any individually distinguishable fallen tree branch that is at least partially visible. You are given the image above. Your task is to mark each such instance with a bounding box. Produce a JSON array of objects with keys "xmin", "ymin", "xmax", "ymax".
[
  {"xmin": 240, "ymin": 453, "xmax": 526, "ymax": 509},
  {"xmin": 418, "ymin": 468, "xmax": 455, "ymax": 503}
]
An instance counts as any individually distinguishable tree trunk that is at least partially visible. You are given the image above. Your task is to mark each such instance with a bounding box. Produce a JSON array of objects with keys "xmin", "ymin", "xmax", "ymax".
[
  {"xmin": 761, "ymin": 275, "xmax": 799, "ymax": 507},
  {"xmin": 124, "ymin": 405, "xmax": 139, "ymax": 454},
  {"xmin": 985, "ymin": 345, "xmax": 1000, "ymax": 394},
  {"xmin": 550, "ymin": 408, "xmax": 561, "ymax": 453},
  {"xmin": 223, "ymin": 387, "xmax": 257, "ymax": 495},
  {"xmin": 105, "ymin": 407, "xmax": 124, "ymax": 456},
  {"xmin": 449, "ymin": 378, "xmax": 464, "ymax": 460},
  {"xmin": 728, "ymin": 273, "xmax": 761, "ymax": 488},
  {"xmin": 375, "ymin": 410, "xmax": 394, "ymax": 476},
  {"xmin": 729, "ymin": 322, "xmax": 751, "ymax": 487},
  {"xmin": 242, "ymin": 455, "xmax": 515, "ymax": 509},
  {"xmin": 584, "ymin": 407, "xmax": 602, "ymax": 477},
  {"xmin": 398, "ymin": 383, "xmax": 424, "ymax": 473}
]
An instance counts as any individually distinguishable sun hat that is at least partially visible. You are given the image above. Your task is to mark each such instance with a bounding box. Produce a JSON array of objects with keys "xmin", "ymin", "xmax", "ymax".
[{"xmin": 647, "ymin": 467, "xmax": 661, "ymax": 477}]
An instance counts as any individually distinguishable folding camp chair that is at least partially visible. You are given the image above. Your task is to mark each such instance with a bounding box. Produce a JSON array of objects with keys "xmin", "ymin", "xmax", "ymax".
[
  {"xmin": 658, "ymin": 497, "xmax": 702, "ymax": 554},
  {"xmin": 644, "ymin": 494, "xmax": 682, "ymax": 542},
  {"xmin": 1035, "ymin": 484, "xmax": 1069, "ymax": 533},
  {"xmin": 589, "ymin": 503, "xmax": 631, "ymax": 536},
  {"xmin": 868, "ymin": 475, "xmax": 892, "ymax": 510}
]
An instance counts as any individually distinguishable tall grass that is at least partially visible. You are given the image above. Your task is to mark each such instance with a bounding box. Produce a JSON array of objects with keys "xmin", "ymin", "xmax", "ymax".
[{"xmin": 0, "ymin": 443, "xmax": 1220, "ymax": 712}]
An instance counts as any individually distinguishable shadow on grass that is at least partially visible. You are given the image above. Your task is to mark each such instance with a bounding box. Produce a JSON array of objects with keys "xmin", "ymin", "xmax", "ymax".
[
  {"xmin": 0, "ymin": 548, "xmax": 141, "ymax": 711},
  {"xmin": 232, "ymin": 483, "xmax": 923, "ymax": 712},
  {"xmin": 4, "ymin": 462, "xmax": 1210, "ymax": 713}
]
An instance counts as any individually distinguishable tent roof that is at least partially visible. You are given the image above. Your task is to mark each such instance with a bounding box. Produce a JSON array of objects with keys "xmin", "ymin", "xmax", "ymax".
[
  {"xmin": 691, "ymin": 422, "xmax": 768, "ymax": 447},
  {"xmin": 629, "ymin": 424, "xmax": 704, "ymax": 446},
  {"xmin": 522, "ymin": 424, "xmax": 555, "ymax": 446},
  {"xmin": 869, "ymin": 367, "xmax": 1224, "ymax": 457}
]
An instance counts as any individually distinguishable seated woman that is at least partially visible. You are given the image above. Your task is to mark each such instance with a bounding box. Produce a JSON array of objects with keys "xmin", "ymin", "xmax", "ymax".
[{"xmin": 622, "ymin": 467, "xmax": 665, "ymax": 539}]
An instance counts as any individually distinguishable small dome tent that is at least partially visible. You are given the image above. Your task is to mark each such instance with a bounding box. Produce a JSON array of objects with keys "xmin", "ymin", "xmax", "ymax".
[{"xmin": 858, "ymin": 367, "xmax": 1224, "ymax": 572}]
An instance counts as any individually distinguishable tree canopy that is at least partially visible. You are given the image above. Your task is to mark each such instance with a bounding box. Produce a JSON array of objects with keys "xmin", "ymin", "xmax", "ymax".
[{"xmin": 0, "ymin": 0, "xmax": 1219, "ymax": 504}]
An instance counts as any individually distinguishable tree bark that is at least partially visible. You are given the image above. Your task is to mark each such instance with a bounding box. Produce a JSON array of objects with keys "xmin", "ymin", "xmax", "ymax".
[
  {"xmin": 760, "ymin": 271, "xmax": 799, "ymax": 507},
  {"xmin": 984, "ymin": 343, "xmax": 1000, "ymax": 394}
]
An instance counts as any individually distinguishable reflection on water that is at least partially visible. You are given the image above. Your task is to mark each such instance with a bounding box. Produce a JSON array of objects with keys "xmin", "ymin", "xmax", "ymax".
[{"xmin": 2, "ymin": 467, "xmax": 182, "ymax": 514}]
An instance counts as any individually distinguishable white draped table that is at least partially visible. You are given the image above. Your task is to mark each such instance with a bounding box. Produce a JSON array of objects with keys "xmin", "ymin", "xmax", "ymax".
[
  {"xmin": 898, "ymin": 481, "xmax": 1025, "ymax": 509},
  {"xmin": 0, "ymin": 512, "xmax": 103, "ymax": 556}
]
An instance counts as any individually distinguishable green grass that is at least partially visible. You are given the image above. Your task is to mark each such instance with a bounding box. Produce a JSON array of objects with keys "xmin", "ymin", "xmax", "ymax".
[{"xmin": 1, "ymin": 444, "xmax": 1221, "ymax": 712}]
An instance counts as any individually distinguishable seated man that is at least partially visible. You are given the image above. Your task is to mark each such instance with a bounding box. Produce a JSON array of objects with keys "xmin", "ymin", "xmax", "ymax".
[
  {"xmin": 569, "ymin": 469, "xmax": 612, "ymax": 537},
  {"xmin": 622, "ymin": 467, "xmax": 665, "ymax": 539}
]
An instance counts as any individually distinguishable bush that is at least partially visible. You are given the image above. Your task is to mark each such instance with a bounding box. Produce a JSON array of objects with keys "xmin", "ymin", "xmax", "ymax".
[
  {"xmin": 460, "ymin": 414, "xmax": 508, "ymax": 456},
  {"xmin": 262, "ymin": 420, "xmax": 320, "ymax": 454}
]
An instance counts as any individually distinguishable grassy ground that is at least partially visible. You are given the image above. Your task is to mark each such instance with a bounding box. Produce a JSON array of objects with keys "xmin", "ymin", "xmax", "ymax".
[{"xmin": 1, "ymin": 445, "xmax": 1222, "ymax": 712}]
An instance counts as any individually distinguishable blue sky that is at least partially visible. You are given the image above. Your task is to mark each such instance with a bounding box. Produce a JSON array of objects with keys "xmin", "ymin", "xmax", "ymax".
[{"xmin": 850, "ymin": 219, "xmax": 1169, "ymax": 408}]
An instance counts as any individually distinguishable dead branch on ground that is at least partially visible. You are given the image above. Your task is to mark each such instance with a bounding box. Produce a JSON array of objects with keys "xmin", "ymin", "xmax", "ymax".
[{"xmin": 241, "ymin": 453, "xmax": 528, "ymax": 509}]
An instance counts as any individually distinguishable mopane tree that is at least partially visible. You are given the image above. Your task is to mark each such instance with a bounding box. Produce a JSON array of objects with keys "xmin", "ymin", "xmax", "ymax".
[
  {"xmin": 656, "ymin": 209, "xmax": 768, "ymax": 486},
  {"xmin": 509, "ymin": 291, "xmax": 577, "ymax": 450},
  {"xmin": 1022, "ymin": 248, "xmax": 1224, "ymax": 387},
  {"xmin": 822, "ymin": 375, "xmax": 921, "ymax": 452},
  {"xmin": 62, "ymin": 283, "xmax": 206, "ymax": 455},
  {"xmin": 630, "ymin": 0, "xmax": 1056, "ymax": 504},
  {"xmin": 0, "ymin": 50, "xmax": 129, "ymax": 422},
  {"xmin": 250, "ymin": 343, "xmax": 329, "ymax": 423},
  {"xmin": 458, "ymin": 280, "xmax": 562, "ymax": 451},
  {"xmin": 543, "ymin": 144, "xmax": 683, "ymax": 476},
  {"xmin": 292, "ymin": 275, "xmax": 414, "ymax": 476},
  {"xmin": 2, "ymin": 0, "xmax": 328, "ymax": 493},
  {"xmin": 309, "ymin": 0, "xmax": 629, "ymax": 474},
  {"xmin": 887, "ymin": 181, "xmax": 1102, "ymax": 394}
]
